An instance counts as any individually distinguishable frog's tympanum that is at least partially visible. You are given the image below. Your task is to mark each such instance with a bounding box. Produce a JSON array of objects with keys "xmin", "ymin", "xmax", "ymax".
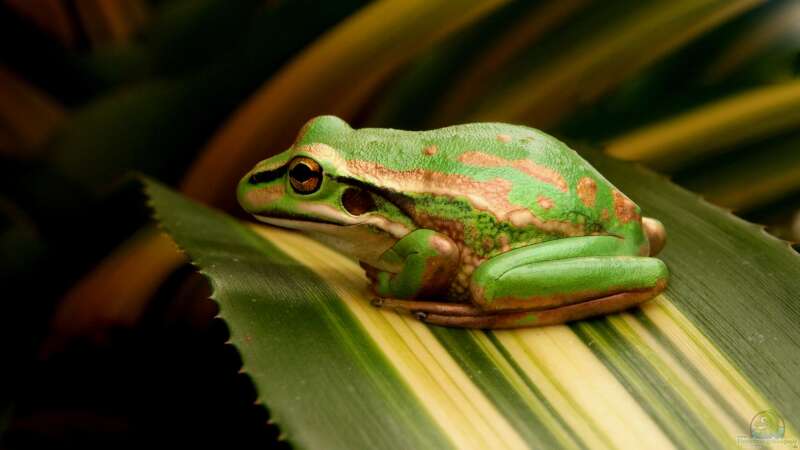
[{"xmin": 238, "ymin": 116, "xmax": 668, "ymax": 328}]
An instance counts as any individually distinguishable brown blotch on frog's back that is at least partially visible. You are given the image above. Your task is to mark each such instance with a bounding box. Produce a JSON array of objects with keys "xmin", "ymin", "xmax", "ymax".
[
  {"xmin": 457, "ymin": 151, "xmax": 568, "ymax": 192},
  {"xmin": 507, "ymin": 209, "xmax": 586, "ymax": 237},
  {"xmin": 577, "ymin": 177, "xmax": 597, "ymax": 208},
  {"xmin": 613, "ymin": 190, "xmax": 641, "ymax": 224},
  {"xmin": 423, "ymin": 145, "xmax": 438, "ymax": 156},
  {"xmin": 496, "ymin": 134, "xmax": 512, "ymax": 143},
  {"xmin": 537, "ymin": 195, "xmax": 555, "ymax": 210}
]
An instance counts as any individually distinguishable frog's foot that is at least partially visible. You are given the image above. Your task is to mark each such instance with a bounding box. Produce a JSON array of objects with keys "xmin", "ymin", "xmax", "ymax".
[
  {"xmin": 370, "ymin": 297, "xmax": 481, "ymax": 316},
  {"xmin": 360, "ymin": 261, "xmax": 381, "ymax": 285},
  {"xmin": 417, "ymin": 286, "xmax": 660, "ymax": 329},
  {"xmin": 360, "ymin": 229, "xmax": 460, "ymax": 299}
]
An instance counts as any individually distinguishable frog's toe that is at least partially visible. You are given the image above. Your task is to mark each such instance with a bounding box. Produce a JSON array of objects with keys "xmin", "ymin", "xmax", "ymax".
[
  {"xmin": 359, "ymin": 261, "xmax": 380, "ymax": 281},
  {"xmin": 369, "ymin": 297, "xmax": 481, "ymax": 316}
]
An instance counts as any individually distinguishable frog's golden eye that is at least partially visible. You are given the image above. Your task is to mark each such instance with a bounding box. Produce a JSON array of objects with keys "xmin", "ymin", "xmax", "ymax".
[{"xmin": 288, "ymin": 157, "xmax": 322, "ymax": 194}]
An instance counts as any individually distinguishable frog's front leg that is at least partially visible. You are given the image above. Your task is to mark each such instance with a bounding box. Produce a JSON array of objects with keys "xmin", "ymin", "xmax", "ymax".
[{"xmin": 363, "ymin": 229, "xmax": 460, "ymax": 300}]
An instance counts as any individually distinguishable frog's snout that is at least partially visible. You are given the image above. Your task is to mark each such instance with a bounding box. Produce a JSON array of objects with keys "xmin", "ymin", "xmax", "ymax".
[
  {"xmin": 642, "ymin": 217, "xmax": 666, "ymax": 256},
  {"xmin": 236, "ymin": 169, "xmax": 263, "ymax": 214}
]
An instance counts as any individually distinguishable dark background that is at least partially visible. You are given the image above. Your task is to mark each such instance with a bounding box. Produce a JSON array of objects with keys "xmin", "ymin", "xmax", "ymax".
[{"xmin": 1, "ymin": 1, "xmax": 799, "ymax": 447}]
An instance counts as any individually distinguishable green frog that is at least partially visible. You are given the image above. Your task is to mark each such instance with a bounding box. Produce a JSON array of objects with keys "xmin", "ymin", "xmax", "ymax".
[{"xmin": 237, "ymin": 116, "xmax": 668, "ymax": 328}]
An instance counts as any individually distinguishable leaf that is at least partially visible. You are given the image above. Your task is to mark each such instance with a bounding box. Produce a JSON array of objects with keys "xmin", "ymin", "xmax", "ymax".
[
  {"xmin": 605, "ymin": 80, "xmax": 800, "ymax": 171},
  {"xmin": 364, "ymin": 2, "xmax": 540, "ymax": 130},
  {"xmin": 72, "ymin": 0, "xmax": 150, "ymax": 45},
  {"xmin": 700, "ymin": 1, "xmax": 800, "ymax": 84},
  {"xmin": 467, "ymin": 0, "xmax": 758, "ymax": 127},
  {"xmin": 144, "ymin": 144, "xmax": 800, "ymax": 448},
  {"xmin": 3, "ymin": 0, "xmax": 77, "ymax": 47},
  {"xmin": 675, "ymin": 131, "xmax": 800, "ymax": 211},
  {"xmin": 0, "ymin": 67, "xmax": 65, "ymax": 156},
  {"xmin": 429, "ymin": 0, "xmax": 588, "ymax": 126}
]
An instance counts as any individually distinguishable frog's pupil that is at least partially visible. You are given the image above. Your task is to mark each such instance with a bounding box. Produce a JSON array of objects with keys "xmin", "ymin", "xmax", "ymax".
[
  {"xmin": 290, "ymin": 163, "xmax": 314, "ymax": 181},
  {"xmin": 288, "ymin": 158, "xmax": 322, "ymax": 194}
]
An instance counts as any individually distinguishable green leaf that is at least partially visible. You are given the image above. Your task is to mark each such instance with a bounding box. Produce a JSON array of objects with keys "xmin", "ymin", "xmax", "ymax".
[
  {"xmin": 467, "ymin": 0, "xmax": 758, "ymax": 127},
  {"xmin": 675, "ymin": 131, "xmax": 800, "ymax": 212},
  {"xmin": 144, "ymin": 146, "xmax": 800, "ymax": 448},
  {"xmin": 605, "ymin": 80, "xmax": 800, "ymax": 171}
]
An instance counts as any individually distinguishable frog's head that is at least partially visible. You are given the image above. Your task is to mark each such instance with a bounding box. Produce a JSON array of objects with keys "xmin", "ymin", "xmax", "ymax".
[{"xmin": 237, "ymin": 116, "xmax": 412, "ymax": 266}]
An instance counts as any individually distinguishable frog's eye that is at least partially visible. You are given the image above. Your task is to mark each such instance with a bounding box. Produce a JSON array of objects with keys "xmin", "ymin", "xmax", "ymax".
[{"xmin": 288, "ymin": 157, "xmax": 322, "ymax": 194}]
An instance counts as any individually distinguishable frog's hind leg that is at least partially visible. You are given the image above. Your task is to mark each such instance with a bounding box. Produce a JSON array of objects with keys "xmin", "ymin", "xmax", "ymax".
[
  {"xmin": 414, "ymin": 235, "xmax": 668, "ymax": 328},
  {"xmin": 371, "ymin": 236, "xmax": 668, "ymax": 328},
  {"xmin": 468, "ymin": 236, "xmax": 667, "ymax": 312}
]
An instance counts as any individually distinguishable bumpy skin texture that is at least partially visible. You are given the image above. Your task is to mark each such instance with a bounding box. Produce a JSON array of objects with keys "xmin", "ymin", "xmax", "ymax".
[{"xmin": 237, "ymin": 116, "xmax": 669, "ymax": 329}]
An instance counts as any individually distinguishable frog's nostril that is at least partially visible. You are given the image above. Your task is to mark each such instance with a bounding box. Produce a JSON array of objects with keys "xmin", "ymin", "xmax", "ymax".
[{"xmin": 249, "ymin": 172, "xmax": 270, "ymax": 185}]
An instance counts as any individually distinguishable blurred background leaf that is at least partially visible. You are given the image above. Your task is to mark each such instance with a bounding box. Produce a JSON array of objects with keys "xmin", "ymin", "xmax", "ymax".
[{"xmin": 2, "ymin": 0, "xmax": 800, "ymax": 448}]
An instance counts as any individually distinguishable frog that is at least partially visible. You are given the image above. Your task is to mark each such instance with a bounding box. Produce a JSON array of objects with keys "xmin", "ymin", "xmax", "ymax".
[{"xmin": 237, "ymin": 115, "xmax": 668, "ymax": 329}]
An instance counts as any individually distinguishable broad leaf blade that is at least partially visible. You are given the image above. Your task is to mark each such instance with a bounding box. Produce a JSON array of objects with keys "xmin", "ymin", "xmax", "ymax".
[{"xmin": 145, "ymin": 149, "xmax": 800, "ymax": 448}]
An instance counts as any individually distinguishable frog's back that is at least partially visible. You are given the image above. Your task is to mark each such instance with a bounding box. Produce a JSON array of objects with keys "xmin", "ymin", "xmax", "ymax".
[{"xmin": 329, "ymin": 121, "xmax": 645, "ymax": 253}]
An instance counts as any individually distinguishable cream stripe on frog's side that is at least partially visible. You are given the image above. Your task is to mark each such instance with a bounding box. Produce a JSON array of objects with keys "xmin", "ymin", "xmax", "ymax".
[{"xmin": 252, "ymin": 225, "xmax": 529, "ymax": 450}]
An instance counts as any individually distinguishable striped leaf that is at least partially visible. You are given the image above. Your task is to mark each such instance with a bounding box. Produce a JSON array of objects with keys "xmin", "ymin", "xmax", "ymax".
[
  {"xmin": 605, "ymin": 80, "xmax": 800, "ymax": 171},
  {"xmin": 467, "ymin": 0, "xmax": 758, "ymax": 127},
  {"xmin": 676, "ymin": 132, "xmax": 800, "ymax": 212},
  {"xmin": 143, "ymin": 147, "xmax": 800, "ymax": 448}
]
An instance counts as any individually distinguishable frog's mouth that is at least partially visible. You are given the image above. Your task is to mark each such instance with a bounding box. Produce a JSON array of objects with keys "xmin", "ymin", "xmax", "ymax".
[
  {"xmin": 252, "ymin": 213, "xmax": 404, "ymax": 271},
  {"xmin": 253, "ymin": 212, "xmax": 340, "ymax": 228},
  {"xmin": 253, "ymin": 198, "xmax": 411, "ymax": 239},
  {"xmin": 252, "ymin": 210, "xmax": 409, "ymax": 239},
  {"xmin": 253, "ymin": 214, "xmax": 352, "ymax": 235}
]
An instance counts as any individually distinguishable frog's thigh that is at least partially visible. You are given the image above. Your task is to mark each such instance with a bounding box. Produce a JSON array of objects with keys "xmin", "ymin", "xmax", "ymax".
[{"xmin": 471, "ymin": 237, "xmax": 668, "ymax": 312}]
